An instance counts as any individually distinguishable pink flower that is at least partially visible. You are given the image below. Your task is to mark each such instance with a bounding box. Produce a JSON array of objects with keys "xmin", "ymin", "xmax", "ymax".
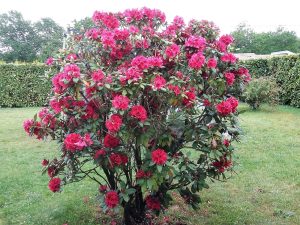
[
  {"xmin": 207, "ymin": 58, "xmax": 217, "ymax": 68},
  {"xmin": 224, "ymin": 72, "xmax": 235, "ymax": 86},
  {"xmin": 146, "ymin": 196, "xmax": 161, "ymax": 210},
  {"xmin": 45, "ymin": 57, "xmax": 54, "ymax": 66},
  {"xmin": 221, "ymin": 53, "xmax": 237, "ymax": 64},
  {"xmin": 188, "ymin": 53, "xmax": 205, "ymax": 69},
  {"xmin": 148, "ymin": 56, "xmax": 163, "ymax": 67},
  {"xmin": 129, "ymin": 105, "xmax": 148, "ymax": 122},
  {"xmin": 64, "ymin": 64, "xmax": 80, "ymax": 78},
  {"xmin": 66, "ymin": 53, "xmax": 78, "ymax": 61},
  {"xmin": 219, "ymin": 34, "xmax": 234, "ymax": 46},
  {"xmin": 112, "ymin": 95, "xmax": 130, "ymax": 110},
  {"xmin": 152, "ymin": 75, "xmax": 166, "ymax": 90},
  {"xmin": 105, "ymin": 114, "xmax": 123, "ymax": 132},
  {"xmin": 131, "ymin": 55, "xmax": 150, "ymax": 70},
  {"xmin": 165, "ymin": 44, "xmax": 180, "ymax": 58},
  {"xmin": 185, "ymin": 36, "xmax": 206, "ymax": 51},
  {"xmin": 125, "ymin": 67, "xmax": 143, "ymax": 81},
  {"xmin": 92, "ymin": 69, "xmax": 105, "ymax": 82}
]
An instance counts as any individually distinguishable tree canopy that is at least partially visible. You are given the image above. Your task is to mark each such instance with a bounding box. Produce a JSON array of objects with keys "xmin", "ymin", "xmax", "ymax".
[
  {"xmin": 231, "ymin": 23, "xmax": 300, "ymax": 54},
  {"xmin": 0, "ymin": 11, "xmax": 64, "ymax": 62}
]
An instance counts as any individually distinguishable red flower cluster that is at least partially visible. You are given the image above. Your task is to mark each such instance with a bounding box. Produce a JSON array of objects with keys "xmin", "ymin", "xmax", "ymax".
[
  {"xmin": 48, "ymin": 178, "xmax": 61, "ymax": 192},
  {"xmin": 182, "ymin": 91, "xmax": 196, "ymax": 107},
  {"xmin": 165, "ymin": 44, "xmax": 180, "ymax": 58},
  {"xmin": 92, "ymin": 69, "xmax": 105, "ymax": 82},
  {"xmin": 188, "ymin": 53, "xmax": 205, "ymax": 69},
  {"xmin": 136, "ymin": 169, "xmax": 152, "ymax": 179},
  {"xmin": 94, "ymin": 149, "xmax": 106, "ymax": 159},
  {"xmin": 152, "ymin": 75, "xmax": 166, "ymax": 90},
  {"xmin": 109, "ymin": 153, "xmax": 128, "ymax": 167},
  {"xmin": 105, "ymin": 114, "xmax": 123, "ymax": 133},
  {"xmin": 212, "ymin": 157, "xmax": 232, "ymax": 173},
  {"xmin": 129, "ymin": 105, "xmax": 148, "ymax": 122},
  {"xmin": 105, "ymin": 191, "xmax": 119, "ymax": 208},
  {"xmin": 41, "ymin": 159, "xmax": 49, "ymax": 166},
  {"xmin": 185, "ymin": 35, "xmax": 206, "ymax": 51},
  {"xmin": 23, "ymin": 119, "xmax": 42, "ymax": 139},
  {"xmin": 145, "ymin": 196, "xmax": 161, "ymax": 210},
  {"xmin": 112, "ymin": 95, "xmax": 130, "ymax": 110},
  {"xmin": 151, "ymin": 148, "xmax": 168, "ymax": 165},
  {"xmin": 216, "ymin": 97, "xmax": 239, "ymax": 116},
  {"xmin": 207, "ymin": 58, "xmax": 217, "ymax": 68},
  {"xmin": 64, "ymin": 133, "xmax": 93, "ymax": 152},
  {"xmin": 221, "ymin": 53, "xmax": 237, "ymax": 64},
  {"xmin": 224, "ymin": 72, "xmax": 235, "ymax": 86},
  {"xmin": 104, "ymin": 134, "xmax": 120, "ymax": 148}
]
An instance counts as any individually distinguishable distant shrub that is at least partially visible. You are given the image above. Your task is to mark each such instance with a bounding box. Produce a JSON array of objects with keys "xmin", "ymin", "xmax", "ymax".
[
  {"xmin": 242, "ymin": 55, "xmax": 300, "ymax": 108},
  {"xmin": 243, "ymin": 77, "xmax": 280, "ymax": 109}
]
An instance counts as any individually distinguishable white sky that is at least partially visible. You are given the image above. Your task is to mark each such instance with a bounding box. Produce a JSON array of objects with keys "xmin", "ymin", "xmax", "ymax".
[{"xmin": 1, "ymin": 0, "xmax": 300, "ymax": 35}]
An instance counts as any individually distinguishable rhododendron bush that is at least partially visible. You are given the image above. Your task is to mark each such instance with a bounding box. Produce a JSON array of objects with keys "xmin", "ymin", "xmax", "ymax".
[{"xmin": 24, "ymin": 8, "xmax": 250, "ymax": 225}]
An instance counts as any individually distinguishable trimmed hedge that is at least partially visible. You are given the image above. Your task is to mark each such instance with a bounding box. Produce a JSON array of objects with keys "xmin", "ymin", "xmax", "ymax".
[
  {"xmin": 0, "ymin": 64, "xmax": 51, "ymax": 107},
  {"xmin": 243, "ymin": 55, "xmax": 300, "ymax": 107}
]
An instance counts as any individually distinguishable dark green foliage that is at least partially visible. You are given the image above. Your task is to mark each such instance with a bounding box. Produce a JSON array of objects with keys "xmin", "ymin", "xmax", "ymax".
[
  {"xmin": 0, "ymin": 64, "xmax": 51, "ymax": 107},
  {"xmin": 242, "ymin": 55, "xmax": 300, "ymax": 107}
]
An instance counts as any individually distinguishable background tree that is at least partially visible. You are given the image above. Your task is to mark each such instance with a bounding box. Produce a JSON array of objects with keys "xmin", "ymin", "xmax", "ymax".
[
  {"xmin": 0, "ymin": 11, "xmax": 64, "ymax": 62},
  {"xmin": 34, "ymin": 18, "xmax": 65, "ymax": 62},
  {"xmin": 0, "ymin": 11, "xmax": 38, "ymax": 62},
  {"xmin": 231, "ymin": 23, "xmax": 300, "ymax": 54}
]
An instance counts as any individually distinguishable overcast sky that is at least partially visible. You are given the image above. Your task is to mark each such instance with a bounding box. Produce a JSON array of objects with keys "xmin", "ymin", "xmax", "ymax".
[{"xmin": 1, "ymin": 0, "xmax": 300, "ymax": 35}]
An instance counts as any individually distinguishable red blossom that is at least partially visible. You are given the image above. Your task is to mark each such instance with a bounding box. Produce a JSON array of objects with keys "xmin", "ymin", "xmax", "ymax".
[
  {"xmin": 104, "ymin": 134, "xmax": 120, "ymax": 148},
  {"xmin": 207, "ymin": 58, "xmax": 217, "ymax": 68},
  {"xmin": 112, "ymin": 95, "xmax": 130, "ymax": 110},
  {"xmin": 41, "ymin": 159, "xmax": 49, "ymax": 166},
  {"xmin": 105, "ymin": 114, "xmax": 123, "ymax": 132},
  {"xmin": 151, "ymin": 148, "xmax": 168, "ymax": 165},
  {"xmin": 188, "ymin": 53, "xmax": 205, "ymax": 69},
  {"xmin": 129, "ymin": 105, "xmax": 148, "ymax": 122},
  {"xmin": 224, "ymin": 72, "xmax": 235, "ymax": 86},
  {"xmin": 105, "ymin": 191, "xmax": 119, "ymax": 208},
  {"xmin": 152, "ymin": 75, "xmax": 166, "ymax": 90},
  {"xmin": 216, "ymin": 101, "xmax": 232, "ymax": 117},
  {"xmin": 48, "ymin": 178, "xmax": 61, "ymax": 192},
  {"xmin": 145, "ymin": 196, "xmax": 161, "ymax": 210},
  {"xmin": 94, "ymin": 149, "xmax": 107, "ymax": 159},
  {"xmin": 165, "ymin": 44, "xmax": 180, "ymax": 58}
]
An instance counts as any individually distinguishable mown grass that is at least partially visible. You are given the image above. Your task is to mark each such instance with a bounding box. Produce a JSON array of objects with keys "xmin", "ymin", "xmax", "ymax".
[{"xmin": 0, "ymin": 105, "xmax": 299, "ymax": 225}]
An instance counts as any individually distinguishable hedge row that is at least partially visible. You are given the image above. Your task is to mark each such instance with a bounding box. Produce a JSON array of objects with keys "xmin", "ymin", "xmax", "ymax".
[
  {"xmin": 0, "ymin": 64, "xmax": 51, "ymax": 107},
  {"xmin": 0, "ymin": 57, "xmax": 299, "ymax": 107},
  {"xmin": 243, "ymin": 55, "xmax": 300, "ymax": 107}
]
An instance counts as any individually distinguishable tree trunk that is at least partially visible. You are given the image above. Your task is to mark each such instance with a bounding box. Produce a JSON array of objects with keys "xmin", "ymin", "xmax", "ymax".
[{"xmin": 123, "ymin": 189, "xmax": 147, "ymax": 225}]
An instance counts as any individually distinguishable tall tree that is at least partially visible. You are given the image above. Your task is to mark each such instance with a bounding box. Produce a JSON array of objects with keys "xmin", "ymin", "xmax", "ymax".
[
  {"xmin": 0, "ymin": 11, "xmax": 65, "ymax": 62},
  {"xmin": 34, "ymin": 18, "xmax": 65, "ymax": 61},
  {"xmin": 0, "ymin": 11, "xmax": 38, "ymax": 62}
]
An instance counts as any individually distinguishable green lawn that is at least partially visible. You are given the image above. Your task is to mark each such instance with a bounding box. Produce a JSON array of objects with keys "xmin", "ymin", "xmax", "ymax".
[{"xmin": 0, "ymin": 105, "xmax": 299, "ymax": 225}]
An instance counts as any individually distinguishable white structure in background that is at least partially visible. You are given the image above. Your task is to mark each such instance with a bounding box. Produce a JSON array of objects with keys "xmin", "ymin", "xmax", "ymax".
[
  {"xmin": 270, "ymin": 50, "xmax": 295, "ymax": 56},
  {"xmin": 235, "ymin": 51, "xmax": 296, "ymax": 60}
]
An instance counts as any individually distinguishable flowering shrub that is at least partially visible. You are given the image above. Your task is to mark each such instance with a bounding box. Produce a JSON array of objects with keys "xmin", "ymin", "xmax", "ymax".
[{"xmin": 23, "ymin": 7, "xmax": 250, "ymax": 225}]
